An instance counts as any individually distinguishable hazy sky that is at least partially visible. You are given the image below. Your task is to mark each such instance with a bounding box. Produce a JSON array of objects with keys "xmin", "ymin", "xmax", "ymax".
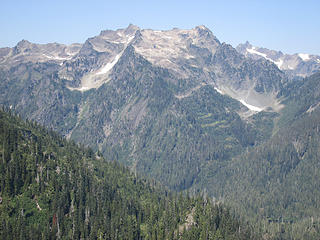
[{"xmin": 1, "ymin": 0, "xmax": 320, "ymax": 54}]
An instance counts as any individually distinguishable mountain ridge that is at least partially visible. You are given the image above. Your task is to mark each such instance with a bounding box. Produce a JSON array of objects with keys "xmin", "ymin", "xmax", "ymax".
[
  {"xmin": 236, "ymin": 41, "xmax": 320, "ymax": 79},
  {"xmin": 1, "ymin": 25, "xmax": 286, "ymax": 111}
]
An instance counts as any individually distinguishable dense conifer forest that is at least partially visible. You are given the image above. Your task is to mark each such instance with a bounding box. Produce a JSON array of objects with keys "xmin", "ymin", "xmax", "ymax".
[{"xmin": 0, "ymin": 109, "xmax": 254, "ymax": 239}]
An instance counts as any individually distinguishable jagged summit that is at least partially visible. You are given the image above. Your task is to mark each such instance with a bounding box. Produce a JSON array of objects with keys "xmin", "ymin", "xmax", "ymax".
[
  {"xmin": 99, "ymin": 24, "xmax": 140, "ymax": 38},
  {"xmin": 59, "ymin": 25, "xmax": 223, "ymax": 91},
  {"xmin": 13, "ymin": 39, "xmax": 37, "ymax": 55},
  {"xmin": 0, "ymin": 25, "xmax": 288, "ymax": 112},
  {"xmin": 195, "ymin": 24, "xmax": 209, "ymax": 30},
  {"xmin": 125, "ymin": 23, "xmax": 140, "ymax": 34},
  {"xmin": 16, "ymin": 39, "xmax": 32, "ymax": 47},
  {"xmin": 237, "ymin": 42, "xmax": 320, "ymax": 78},
  {"xmin": 0, "ymin": 25, "xmax": 287, "ymax": 112},
  {"xmin": 194, "ymin": 25, "xmax": 216, "ymax": 37}
]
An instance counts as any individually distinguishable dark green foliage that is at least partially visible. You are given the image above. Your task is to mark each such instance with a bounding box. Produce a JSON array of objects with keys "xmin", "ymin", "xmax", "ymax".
[
  {"xmin": 201, "ymin": 73, "xmax": 320, "ymax": 239},
  {"xmin": 0, "ymin": 109, "xmax": 253, "ymax": 239}
]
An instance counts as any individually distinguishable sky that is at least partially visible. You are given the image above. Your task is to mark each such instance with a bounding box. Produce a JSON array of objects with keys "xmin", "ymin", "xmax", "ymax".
[{"xmin": 1, "ymin": 0, "xmax": 320, "ymax": 55}]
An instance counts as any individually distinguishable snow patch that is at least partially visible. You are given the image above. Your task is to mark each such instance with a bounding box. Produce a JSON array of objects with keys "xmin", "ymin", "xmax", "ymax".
[
  {"xmin": 117, "ymin": 32, "xmax": 124, "ymax": 37},
  {"xmin": 71, "ymin": 34, "xmax": 135, "ymax": 92},
  {"xmin": 127, "ymin": 35, "xmax": 135, "ymax": 43},
  {"xmin": 287, "ymin": 65, "xmax": 295, "ymax": 70},
  {"xmin": 96, "ymin": 35, "xmax": 134, "ymax": 76},
  {"xmin": 317, "ymin": 59, "xmax": 320, "ymax": 63},
  {"xmin": 77, "ymin": 86, "xmax": 91, "ymax": 92},
  {"xmin": 42, "ymin": 54, "xmax": 71, "ymax": 61},
  {"xmin": 246, "ymin": 47, "xmax": 283, "ymax": 68},
  {"xmin": 247, "ymin": 47, "xmax": 267, "ymax": 58},
  {"xmin": 306, "ymin": 102, "xmax": 320, "ymax": 114},
  {"xmin": 96, "ymin": 52, "xmax": 122, "ymax": 75},
  {"xmin": 239, "ymin": 99, "xmax": 263, "ymax": 112},
  {"xmin": 185, "ymin": 54, "xmax": 195, "ymax": 59},
  {"xmin": 214, "ymin": 87, "xmax": 223, "ymax": 94},
  {"xmin": 65, "ymin": 50, "xmax": 77, "ymax": 56},
  {"xmin": 298, "ymin": 53, "xmax": 310, "ymax": 61},
  {"xmin": 273, "ymin": 59, "xmax": 283, "ymax": 68}
]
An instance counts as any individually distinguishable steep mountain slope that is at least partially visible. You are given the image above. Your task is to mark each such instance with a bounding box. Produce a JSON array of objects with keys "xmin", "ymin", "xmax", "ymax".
[
  {"xmin": 236, "ymin": 41, "xmax": 320, "ymax": 79},
  {"xmin": 200, "ymin": 72, "xmax": 320, "ymax": 239},
  {"xmin": 0, "ymin": 25, "xmax": 287, "ymax": 193},
  {"xmin": 0, "ymin": 109, "xmax": 254, "ymax": 239}
]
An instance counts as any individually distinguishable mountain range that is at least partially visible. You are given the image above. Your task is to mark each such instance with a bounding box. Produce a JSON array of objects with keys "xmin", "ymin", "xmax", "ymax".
[
  {"xmin": 1, "ymin": 24, "xmax": 320, "ymax": 238},
  {"xmin": 236, "ymin": 41, "xmax": 320, "ymax": 79}
]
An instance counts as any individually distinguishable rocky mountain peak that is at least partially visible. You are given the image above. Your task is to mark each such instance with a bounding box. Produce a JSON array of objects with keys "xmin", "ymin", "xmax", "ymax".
[
  {"xmin": 99, "ymin": 24, "xmax": 139, "ymax": 40},
  {"xmin": 1, "ymin": 26, "xmax": 290, "ymax": 114},
  {"xmin": 13, "ymin": 39, "xmax": 36, "ymax": 55},
  {"xmin": 195, "ymin": 25, "xmax": 210, "ymax": 30},
  {"xmin": 124, "ymin": 24, "xmax": 140, "ymax": 35},
  {"xmin": 236, "ymin": 41, "xmax": 252, "ymax": 53},
  {"xmin": 131, "ymin": 26, "xmax": 221, "ymax": 78},
  {"xmin": 64, "ymin": 26, "xmax": 140, "ymax": 91},
  {"xmin": 57, "ymin": 25, "xmax": 287, "ymax": 112},
  {"xmin": 237, "ymin": 42, "xmax": 320, "ymax": 78},
  {"xmin": 194, "ymin": 25, "xmax": 215, "ymax": 38},
  {"xmin": 16, "ymin": 39, "xmax": 32, "ymax": 48}
]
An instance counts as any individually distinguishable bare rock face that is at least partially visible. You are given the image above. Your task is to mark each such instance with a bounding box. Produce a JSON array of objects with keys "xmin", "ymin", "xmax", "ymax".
[
  {"xmin": 59, "ymin": 25, "xmax": 140, "ymax": 91},
  {"xmin": 133, "ymin": 25, "xmax": 220, "ymax": 77},
  {"xmin": 237, "ymin": 41, "xmax": 320, "ymax": 79},
  {"xmin": 0, "ymin": 39, "xmax": 81, "ymax": 68}
]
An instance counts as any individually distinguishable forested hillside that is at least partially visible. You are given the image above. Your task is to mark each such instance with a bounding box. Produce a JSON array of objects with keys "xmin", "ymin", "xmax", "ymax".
[
  {"xmin": 197, "ymin": 73, "xmax": 320, "ymax": 239},
  {"xmin": 0, "ymin": 109, "xmax": 254, "ymax": 239}
]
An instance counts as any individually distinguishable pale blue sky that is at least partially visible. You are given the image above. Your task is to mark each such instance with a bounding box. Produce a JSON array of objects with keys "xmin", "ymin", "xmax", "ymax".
[{"xmin": 1, "ymin": 0, "xmax": 320, "ymax": 54}]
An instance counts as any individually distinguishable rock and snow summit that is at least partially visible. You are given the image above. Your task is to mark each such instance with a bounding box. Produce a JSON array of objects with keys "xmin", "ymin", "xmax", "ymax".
[{"xmin": 236, "ymin": 41, "xmax": 320, "ymax": 78}]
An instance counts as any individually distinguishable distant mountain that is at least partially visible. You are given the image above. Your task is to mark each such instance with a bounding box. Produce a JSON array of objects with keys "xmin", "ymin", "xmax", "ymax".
[
  {"xmin": 236, "ymin": 41, "xmax": 320, "ymax": 79},
  {"xmin": 0, "ymin": 39, "xmax": 81, "ymax": 66}
]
